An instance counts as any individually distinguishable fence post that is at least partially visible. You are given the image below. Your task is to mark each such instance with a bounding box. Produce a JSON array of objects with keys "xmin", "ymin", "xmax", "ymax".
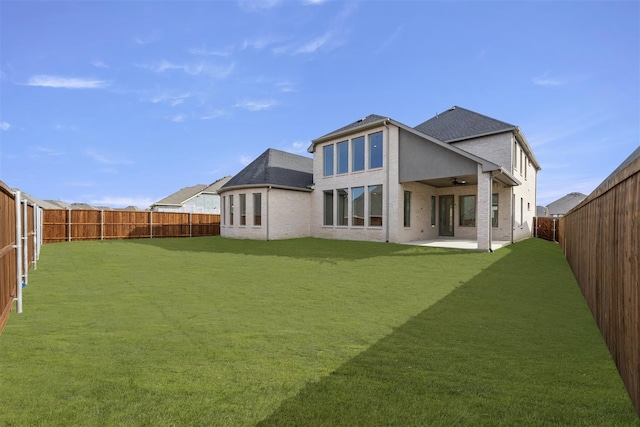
[
  {"xmin": 189, "ymin": 213, "xmax": 193, "ymax": 238},
  {"xmin": 22, "ymin": 199, "xmax": 28, "ymax": 288},
  {"xmin": 14, "ymin": 190, "xmax": 23, "ymax": 314},
  {"xmin": 101, "ymin": 210, "xmax": 104, "ymax": 241},
  {"xmin": 67, "ymin": 208, "xmax": 72, "ymax": 242},
  {"xmin": 150, "ymin": 211, "xmax": 153, "ymax": 239}
]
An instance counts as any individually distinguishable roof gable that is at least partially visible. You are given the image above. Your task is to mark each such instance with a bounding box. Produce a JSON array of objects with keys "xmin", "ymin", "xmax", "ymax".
[
  {"xmin": 222, "ymin": 148, "xmax": 313, "ymax": 191},
  {"xmin": 311, "ymin": 114, "xmax": 388, "ymax": 145},
  {"xmin": 414, "ymin": 106, "xmax": 516, "ymax": 142}
]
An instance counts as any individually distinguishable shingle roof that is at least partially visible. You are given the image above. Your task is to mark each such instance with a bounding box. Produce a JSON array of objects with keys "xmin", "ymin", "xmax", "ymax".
[
  {"xmin": 153, "ymin": 184, "xmax": 208, "ymax": 206},
  {"xmin": 414, "ymin": 106, "xmax": 517, "ymax": 142},
  {"xmin": 222, "ymin": 148, "xmax": 313, "ymax": 191},
  {"xmin": 201, "ymin": 175, "xmax": 233, "ymax": 193},
  {"xmin": 546, "ymin": 192, "xmax": 587, "ymax": 216},
  {"xmin": 312, "ymin": 114, "xmax": 389, "ymax": 143}
]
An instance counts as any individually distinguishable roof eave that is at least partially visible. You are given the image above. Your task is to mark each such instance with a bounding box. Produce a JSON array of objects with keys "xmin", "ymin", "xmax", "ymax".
[
  {"xmin": 309, "ymin": 117, "xmax": 392, "ymax": 152},
  {"xmin": 219, "ymin": 183, "xmax": 313, "ymax": 193}
]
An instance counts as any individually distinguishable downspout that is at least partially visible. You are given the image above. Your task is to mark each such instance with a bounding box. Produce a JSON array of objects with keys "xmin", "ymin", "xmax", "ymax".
[{"xmin": 383, "ymin": 119, "xmax": 390, "ymax": 243}]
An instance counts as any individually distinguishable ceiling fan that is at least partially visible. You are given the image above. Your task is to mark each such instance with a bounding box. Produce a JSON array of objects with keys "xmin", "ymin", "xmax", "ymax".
[{"xmin": 452, "ymin": 177, "xmax": 467, "ymax": 186}]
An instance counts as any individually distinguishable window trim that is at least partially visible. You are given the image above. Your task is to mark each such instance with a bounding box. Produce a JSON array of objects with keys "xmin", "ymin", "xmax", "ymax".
[
  {"xmin": 459, "ymin": 195, "xmax": 476, "ymax": 227},
  {"xmin": 253, "ymin": 193, "xmax": 262, "ymax": 226},
  {"xmin": 323, "ymin": 144, "xmax": 334, "ymax": 176}
]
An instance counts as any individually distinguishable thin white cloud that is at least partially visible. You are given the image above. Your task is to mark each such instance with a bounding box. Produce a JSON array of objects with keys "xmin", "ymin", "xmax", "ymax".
[
  {"xmin": 27, "ymin": 75, "xmax": 110, "ymax": 89},
  {"xmin": 85, "ymin": 149, "xmax": 133, "ymax": 165},
  {"xmin": 375, "ymin": 25, "xmax": 404, "ymax": 54},
  {"xmin": 273, "ymin": 30, "xmax": 342, "ymax": 55},
  {"xmin": 276, "ymin": 81, "xmax": 296, "ymax": 92},
  {"xmin": 289, "ymin": 141, "xmax": 309, "ymax": 154},
  {"xmin": 234, "ymin": 100, "xmax": 278, "ymax": 111},
  {"xmin": 240, "ymin": 155, "xmax": 255, "ymax": 166},
  {"xmin": 532, "ymin": 73, "xmax": 566, "ymax": 86},
  {"xmin": 134, "ymin": 30, "xmax": 161, "ymax": 45},
  {"xmin": 304, "ymin": 0, "xmax": 326, "ymax": 4},
  {"xmin": 0, "ymin": 122, "xmax": 10, "ymax": 131},
  {"xmin": 54, "ymin": 124, "xmax": 79, "ymax": 131},
  {"xmin": 242, "ymin": 35, "xmax": 286, "ymax": 50},
  {"xmin": 33, "ymin": 146, "xmax": 64, "ymax": 157},
  {"xmin": 200, "ymin": 109, "xmax": 227, "ymax": 120},
  {"xmin": 189, "ymin": 45, "xmax": 234, "ymax": 57},
  {"xmin": 167, "ymin": 114, "xmax": 187, "ymax": 123},
  {"xmin": 237, "ymin": 0, "xmax": 283, "ymax": 12},
  {"xmin": 91, "ymin": 60, "xmax": 108, "ymax": 68},
  {"xmin": 140, "ymin": 60, "xmax": 235, "ymax": 78},
  {"xmin": 150, "ymin": 92, "xmax": 191, "ymax": 106}
]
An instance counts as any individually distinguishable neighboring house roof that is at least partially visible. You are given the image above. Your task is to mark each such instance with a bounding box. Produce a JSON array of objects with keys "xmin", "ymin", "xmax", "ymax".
[
  {"xmin": 201, "ymin": 176, "xmax": 233, "ymax": 194},
  {"xmin": 536, "ymin": 205, "xmax": 549, "ymax": 218},
  {"xmin": 44, "ymin": 200, "xmax": 73, "ymax": 209},
  {"xmin": 152, "ymin": 184, "xmax": 208, "ymax": 207},
  {"xmin": 221, "ymin": 148, "xmax": 313, "ymax": 192},
  {"xmin": 152, "ymin": 176, "xmax": 233, "ymax": 208},
  {"xmin": 546, "ymin": 192, "xmax": 587, "ymax": 216},
  {"xmin": 414, "ymin": 106, "xmax": 541, "ymax": 171},
  {"xmin": 414, "ymin": 106, "xmax": 516, "ymax": 142}
]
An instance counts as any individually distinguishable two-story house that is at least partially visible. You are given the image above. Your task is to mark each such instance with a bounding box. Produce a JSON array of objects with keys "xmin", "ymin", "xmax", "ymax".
[{"xmin": 219, "ymin": 106, "xmax": 540, "ymax": 250}]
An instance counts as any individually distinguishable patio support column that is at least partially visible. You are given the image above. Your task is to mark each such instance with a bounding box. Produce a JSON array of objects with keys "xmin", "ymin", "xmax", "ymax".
[{"xmin": 476, "ymin": 165, "xmax": 492, "ymax": 251}]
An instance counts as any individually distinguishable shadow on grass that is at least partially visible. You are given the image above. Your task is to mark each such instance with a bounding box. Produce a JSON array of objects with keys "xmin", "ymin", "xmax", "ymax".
[
  {"xmin": 128, "ymin": 236, "xmax": 476, "ymax": 262},
  {"xmin": 258, "ymin": 239, "xmax": 638, "ymax": 426}
]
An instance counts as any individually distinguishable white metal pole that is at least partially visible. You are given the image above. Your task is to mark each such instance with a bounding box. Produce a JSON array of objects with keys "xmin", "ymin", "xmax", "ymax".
[
  {"xmin": 23, "ymin": 199, "xmax": 29, "ymax": 286},
  {"xmin": 14, "ymin": 190, "xmax": 23, "ymax": 314},
  {"xmin": 33, "ymin": 204, "xmax": 39, "ymax": 269}
]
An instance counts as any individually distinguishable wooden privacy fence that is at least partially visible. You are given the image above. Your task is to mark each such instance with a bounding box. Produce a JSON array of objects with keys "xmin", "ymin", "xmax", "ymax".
[
  {"xmin": 43, "ymin": 210, "xmax": 220, "ymax": 243},
  {"xmin": 1, "ymin": 182, "xmax": 42, "ymax": 333},
  {"xmin": 559, "ymin": 152, "xmax": 639, "ymax": 417},
  {"xmin": 533, "ymin": 217, "xmax": 559, "ymax": 242}
]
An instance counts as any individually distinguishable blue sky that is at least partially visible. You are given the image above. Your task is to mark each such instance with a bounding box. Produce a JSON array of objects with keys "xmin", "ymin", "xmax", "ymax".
[{"xmin": 1, "ymin": 0, "xmax": 638, "ymax": 208}]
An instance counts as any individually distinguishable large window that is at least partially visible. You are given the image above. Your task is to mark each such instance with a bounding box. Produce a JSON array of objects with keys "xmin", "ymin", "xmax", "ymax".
[
  {"xmin": 404, "ymin": 191, "xmax": 411, "ymax": 227},
  {"xmin": 222, "ymin": 196, "xmax": 226, "ymax": 225},
  {"xmin": 337, "ymin": 188, "xmax": 348, "ymax": 226},
  {"xmin": 369, "ymin": 131, "xmax": 383, "ymax": 169},
  {"xmin": 352, "ymin": 187, "xmax": 365, "ymax": 226},
  {"xmin": 337, "ymin": 140, "xmax": 349, "ymax": 174},
  {"xmin": 239, "ymin": 194, "xmax": 246, "ymax": 225},
  {"xmin": 459, "ymin": 195, "xmax": 476, "ymax": 227},
  {"xmin": 323, "ymin": 145, "xmax": 334, "ymax": 176},
  {"xmin": 253, "ymin": 193, "xmax": 262, "ymax": 226},
  {"xmin": 352, "ymin": 136, "xmax": 365, "ymax": 172},
  {"xmin": 369, "ymin": 185, "xmax": 383, "ymax": 227},
  {"xmin": 492, "ymin": 194, "xmax": 498, "ymax": 227},
  {"xmin": 229, "ymin": 195, "xmax": 234, "ymax": 226},
  {"xmin": 323, "ymin": 190, "xmax": 333, "ymax": 226}
]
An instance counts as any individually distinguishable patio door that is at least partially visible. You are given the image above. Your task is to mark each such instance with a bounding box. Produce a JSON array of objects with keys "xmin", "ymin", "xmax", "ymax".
[{"xmin": 439, "ymin": 195, "xmax": 454, "ymax": 237}]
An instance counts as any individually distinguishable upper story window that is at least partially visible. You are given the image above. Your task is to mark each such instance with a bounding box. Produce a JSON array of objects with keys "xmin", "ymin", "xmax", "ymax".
[
  {"xmin": 352, "ymin": 136, "xmax": 365, "ymax": 172},
  {"xmin": 337, "ymin": 140, "xmax": 349, "ymax": 174},
  {"xmin": 369, "ymin": 131, "xmax": 383, "ymax": 169},
  {"xmin": 323, "ymin": 145, "xmax": 334, "ymax": 176}
]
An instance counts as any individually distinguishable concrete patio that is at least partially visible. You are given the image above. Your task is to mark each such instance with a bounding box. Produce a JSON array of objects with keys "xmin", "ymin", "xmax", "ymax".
[{"xmin": 405, "ymin": 239, "xmax": 511, "ymax": 251}]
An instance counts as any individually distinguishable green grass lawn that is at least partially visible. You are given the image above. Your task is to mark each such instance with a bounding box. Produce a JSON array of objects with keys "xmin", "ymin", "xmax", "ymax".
[{"xmin": 0, "ymin": 237, "xmax": 636, "ymax": 426}]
